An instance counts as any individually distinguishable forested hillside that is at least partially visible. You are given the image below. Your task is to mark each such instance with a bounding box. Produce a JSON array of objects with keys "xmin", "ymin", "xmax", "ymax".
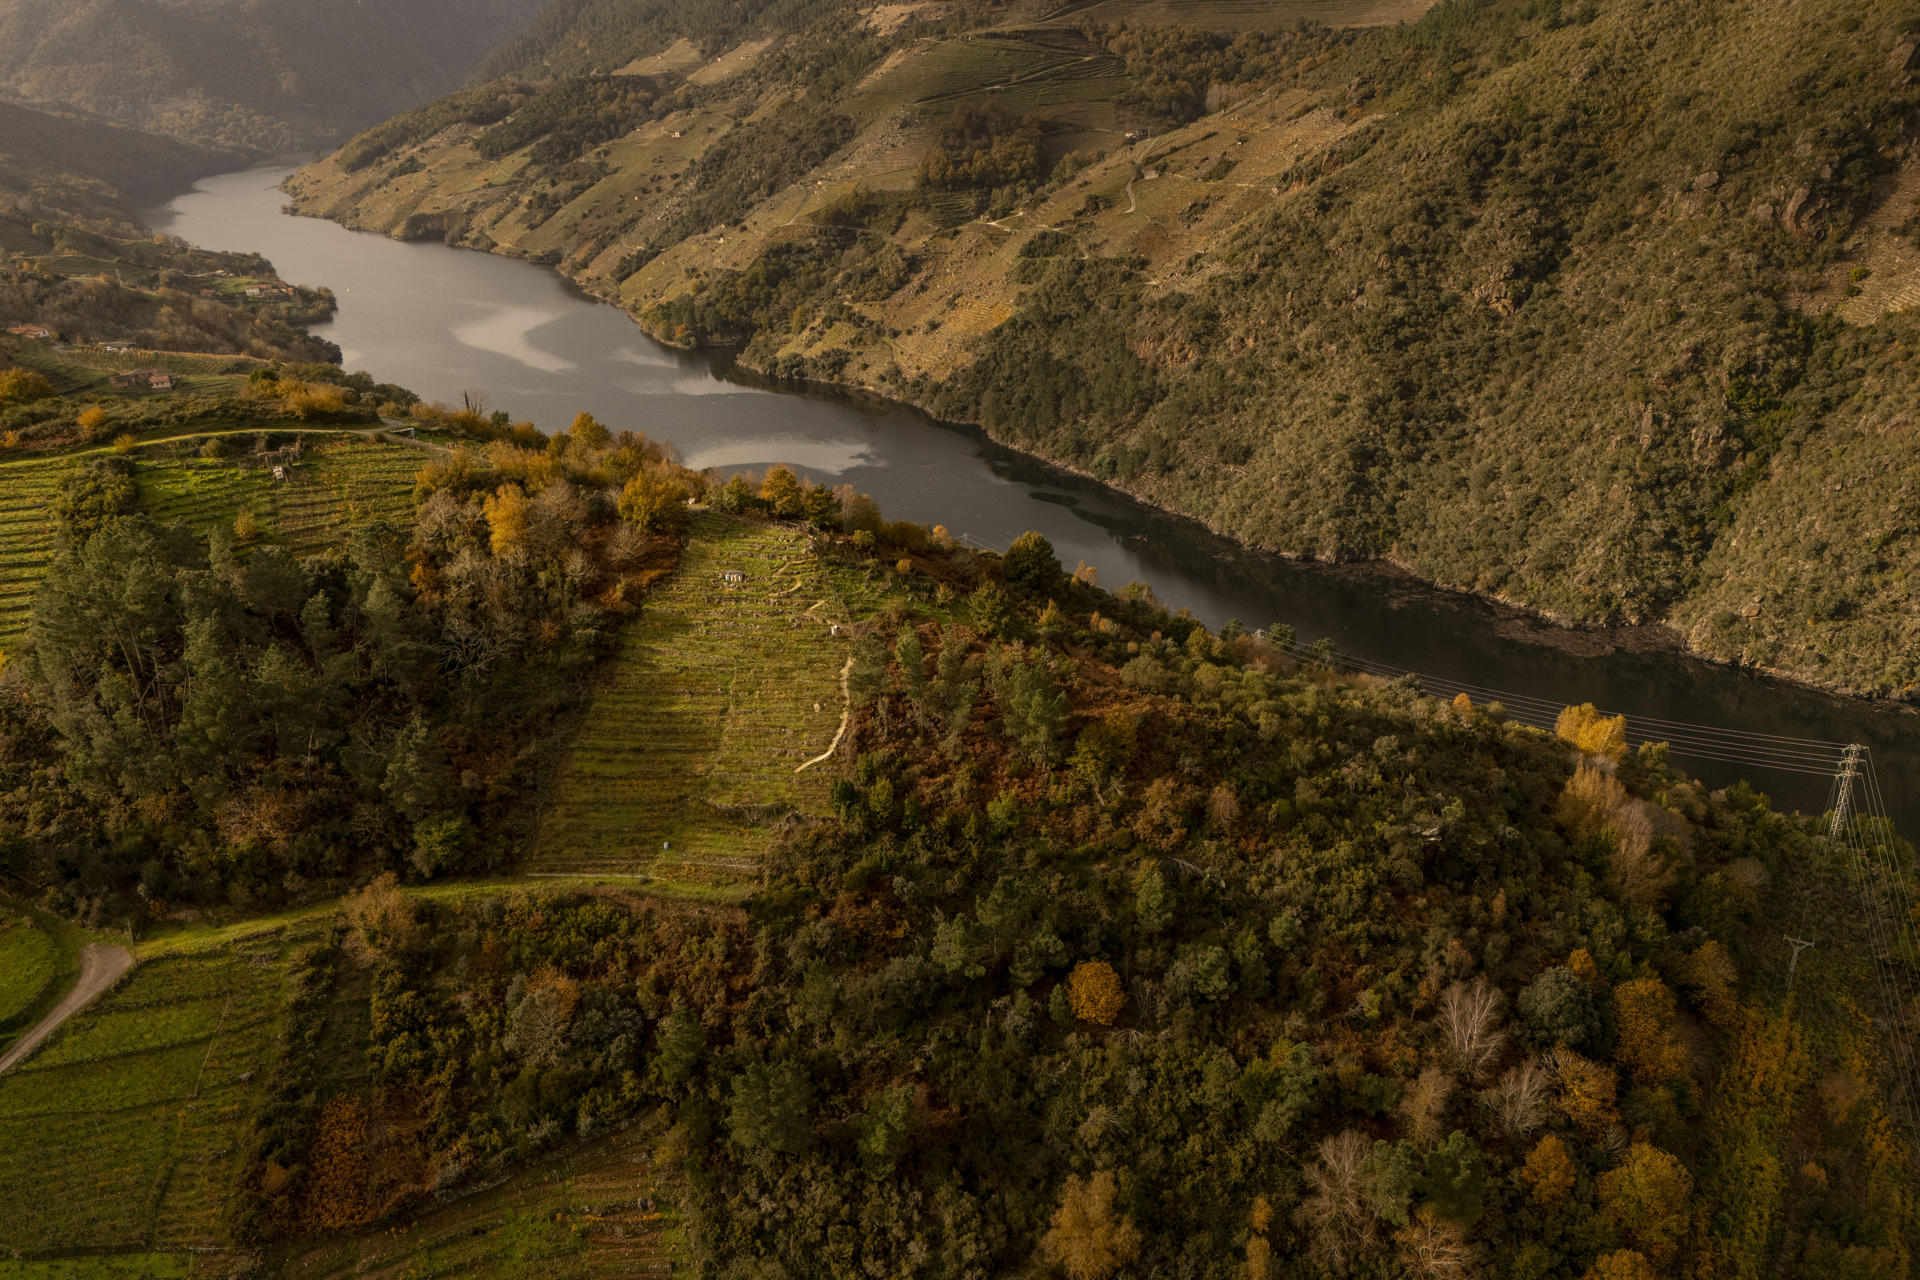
[
  {"xmin": 0, "ymin": 0, "xmax": 549, "ymax": 149},
  {"xmin": 0, "ymin": 390, "xmax": 1913, "ymax": 1276},
  {"xmin": 287, "ymin": 0, "xmax": 1920, "ymax": 697},
  {"xmin": 0, "ymin": 100, "xmax": 243, "ymax": 205}
]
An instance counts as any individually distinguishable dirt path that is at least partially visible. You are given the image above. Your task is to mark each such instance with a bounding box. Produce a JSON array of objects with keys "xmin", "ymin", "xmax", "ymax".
[
  {"xmin": 0, "ymin": 943, "xmax": 134, "ymax": 1076},
  {"xmin": 796, "ymin": 655, "xmax": 855, "ymax": 773}
]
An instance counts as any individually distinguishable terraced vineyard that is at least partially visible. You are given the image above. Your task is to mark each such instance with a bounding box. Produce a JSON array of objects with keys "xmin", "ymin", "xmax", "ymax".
[
  {"xmin": 137, "ymin": 458, "xmax": 276, "ymax": 538},
  {"xmin": 281, "ymin": 1118, "xmax": 692, "ymax": 1279},
  {"xmin": 0, "ymin": 432, "xmax": 428, "ymax": 651},
  {"xmin": 0, "ymin": 930, "xmax": 310, "ymax": 1264},
  {"xmin": 532, "ymin": 514, "xmax": 855, "ymax": 890},
  {"xmin": 0, "ymin": 456, "xmax": 61, "ymax": 647}
]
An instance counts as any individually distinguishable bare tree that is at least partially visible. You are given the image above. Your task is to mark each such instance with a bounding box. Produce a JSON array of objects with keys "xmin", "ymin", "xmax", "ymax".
[
  {"xmin": 1295, "ymin": 1129, "xmax": 1373, "ymax": 1267},
  {"xmin": 1437, "ymin": 978, "xmax": 1507, "ymax": 1081},
  {"xmin": 1396, "ymin": 1206, "xmax": 1478, "ymax": 1278},
  {"xmin": 1483, "ymin": 1057, "xmax": 1550, "ymax": 1137}
]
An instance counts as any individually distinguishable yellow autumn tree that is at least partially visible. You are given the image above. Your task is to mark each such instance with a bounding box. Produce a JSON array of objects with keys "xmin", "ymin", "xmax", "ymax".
[
  {"xmin": 483, "ymin": 483, "xmax": 530, "ymax": 556},
  {"xmin": 1556, "ymin": 702, "xmax": 1627, "ymax": 759},
  {"xmin": 760, "ymin": 464, "xmax": 806, "ymax": 518},
  {"xmin": 1520, "ymin": 1134, "xmax": 1576, "ymax": 1205},
  {"xmin": 1677, "ymin": 940, "xmax": 1740, "ymax": 1028},
  {"xmin": 1612, "ymin": 978, "xmax": 1691, "ymax": 1086},
  {"xmin": 619, "ymin": 468, "xmax": 686, "ymax": 533},
  {"xmin": 1068, "ymin": 960, "xmax": 1125, "ymax": 1025},
  {"xmin": 0, "ymin": 368, "xmax": 52, "ymax": 405},
  {"xmin": 1598, "ymin": 1144, "xmax": 1692, "ymax": 1264},
  {"xmin": 1041, "ymin": 1170, "xmax": 1139, "ymax": 1280},
  {"xmin": 1552, "ymin": 1050, "xmax": 1619, "ymax": 1139},
  {"xmin": 570, "ymin": 410, "xmax": 610, "ymax": 449},
  {"xmin": 78, "ymin": 405, "xmax": 110, "ymax": 432},
  {"xmin": 1582, "ymin": 1250, "xmax": 1660, "ymax": 1280}
]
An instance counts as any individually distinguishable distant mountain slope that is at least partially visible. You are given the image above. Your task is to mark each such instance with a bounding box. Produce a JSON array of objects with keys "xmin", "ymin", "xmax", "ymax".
[
  {"xmin": 0, "ymin": 0, "xmax": 550, "ymax": 150},
  {"xmin": 287, "ymin": 0, "xmax": 1920, "ymax": 697},
  {"xmin": 0, "ymin": 99, "xmax": 242, "ymax": 211}
]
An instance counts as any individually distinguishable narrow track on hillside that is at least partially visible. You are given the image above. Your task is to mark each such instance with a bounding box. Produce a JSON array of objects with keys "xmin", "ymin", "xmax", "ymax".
[{"xmin": 0, "ymin": 943, "xmax": 134, "ymax": 1076}]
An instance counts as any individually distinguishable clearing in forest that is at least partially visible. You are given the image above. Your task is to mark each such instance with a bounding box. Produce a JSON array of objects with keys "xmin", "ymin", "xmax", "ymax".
[{"xmin": 531, "ymin": 513, "xmax": 854, "ymax": 891}]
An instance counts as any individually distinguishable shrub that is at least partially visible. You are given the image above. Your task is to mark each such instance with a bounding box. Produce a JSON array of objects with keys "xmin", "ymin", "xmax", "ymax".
[{"xmin": 0, "ymin": 369, "xmax": 52, "ymax": 406}]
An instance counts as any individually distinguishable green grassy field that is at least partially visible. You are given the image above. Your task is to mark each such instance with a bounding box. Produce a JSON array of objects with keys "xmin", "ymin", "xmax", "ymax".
[
  {"xmin": 0, "ymin": 432, "xmax": 426, "ymax": 651},
  {"xmin": 531, "ymin": 513, "xmax": 858, "ymax": 890},
  {"xmin": 0, "ymin": 928, "xmax": 310, "ymax": 1263},
  {"xmin": 0, "ymin": 913, "xmax": 61, "ymax": 1031}
]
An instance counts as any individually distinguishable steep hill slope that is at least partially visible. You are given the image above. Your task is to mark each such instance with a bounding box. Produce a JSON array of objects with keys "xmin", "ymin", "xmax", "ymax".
[
  {"xmin": 0, "ymin": 446, "xmax": 1913, "ymax": 1276},
  {"xmin": 0, "ymin": 99, "xmax": 243, "ymax": 207},
  {"xmin": 287, "ymin": 0, "xmax": 1920, "ymax": 698},
  {"xmin": 0, "ymin": 0, "xmax": 549, "ymax": 150}
]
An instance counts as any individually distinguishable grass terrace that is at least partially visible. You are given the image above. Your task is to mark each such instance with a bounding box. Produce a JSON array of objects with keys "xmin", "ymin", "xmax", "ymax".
[{"xmin": 532, "ymin": 513, "xmax": 857, "ymax": 891}]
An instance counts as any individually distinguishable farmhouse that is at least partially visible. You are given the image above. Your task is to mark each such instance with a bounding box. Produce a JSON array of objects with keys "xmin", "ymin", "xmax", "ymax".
[
  {"xmin": 109, "ymin": 369, "xmax": 175, "ymax": 392},
  {"xmin": 4, "ymin": 324, "xmax": 51, "ymax": 340}
]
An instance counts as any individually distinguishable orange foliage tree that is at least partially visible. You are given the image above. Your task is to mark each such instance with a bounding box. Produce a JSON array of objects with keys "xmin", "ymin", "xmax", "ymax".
[
  {"xmin": 1551, "ymin": 1050, "xmax": 1619, "ymax": 1139},
  {"xmin": 1068, "ymin": 960, "xmax": 1125, "ymax": 1025},
  {"xmin": 1520, "ymin": 1134, "xmax": 1576, "ymax": 1206},
  {"xmin": 1042, "ymin": 1170, "xmax": 1140, "ymax": 1280}
]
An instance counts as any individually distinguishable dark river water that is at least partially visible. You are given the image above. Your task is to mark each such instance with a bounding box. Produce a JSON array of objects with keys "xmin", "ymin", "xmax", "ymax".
[{"xmin": 144, "ymin": 163, "xmax": 1916, "ymax": 829}]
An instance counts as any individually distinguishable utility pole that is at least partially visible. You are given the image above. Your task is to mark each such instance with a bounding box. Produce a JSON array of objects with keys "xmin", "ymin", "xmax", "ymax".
[
  {"xmin": 1829, "ymin": 743, "xmax": 1862, "ymax": 843},
  {"xmin": 1827, "ymin": 743, "xmax": 1920, "ymax": 1153}
]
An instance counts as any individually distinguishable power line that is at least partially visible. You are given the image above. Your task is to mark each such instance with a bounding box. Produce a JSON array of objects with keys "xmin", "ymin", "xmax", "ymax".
[{"xmin": 1268, "ymin": 637, "xmax": 1851, "ymax": 773}]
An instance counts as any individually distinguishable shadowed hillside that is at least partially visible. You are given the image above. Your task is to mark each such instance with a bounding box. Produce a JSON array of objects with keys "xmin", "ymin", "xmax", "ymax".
[{"xmin": 0, "ymin": 0, "xmax": 550, "ymax": 150}]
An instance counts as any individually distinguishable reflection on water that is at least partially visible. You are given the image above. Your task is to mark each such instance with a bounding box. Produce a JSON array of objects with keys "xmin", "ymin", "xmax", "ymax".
[
  {"xmin": 451, "ymin": 305, "xmax": 577, "ymax": 374},
  {"xmin": 141, "ymin": 163, "xmax": 1920, "ymax": 829},
  {"xmin": 680, "ymin": 437, "xmax": 877, "ymax": 474}
]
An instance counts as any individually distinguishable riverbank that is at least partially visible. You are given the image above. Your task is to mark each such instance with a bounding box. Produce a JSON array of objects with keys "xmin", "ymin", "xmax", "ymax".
[
  {"xmin": 139, "ymin": 162, "xmax": 1920, "ymax": 827},
  {"xmin": 283, "ymin": 186, "xmax": 1918, "ymax": 711}
]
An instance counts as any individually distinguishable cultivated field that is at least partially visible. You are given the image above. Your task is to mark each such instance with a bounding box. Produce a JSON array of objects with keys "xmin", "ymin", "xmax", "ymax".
[
  {"xmin": 532, "ymin": 513, "xmax": 855, "ymax": 890},
  {"xmin": 279, "ymin": 1117, "xmax": 692, "ymax": 1279},
  {"xmin": 0, "ymin": 929, "xmax": 310, "ymax": 1263},
  {"xmin": 0, "ymin": 432, "xmax": 425, "ymax": 650}
]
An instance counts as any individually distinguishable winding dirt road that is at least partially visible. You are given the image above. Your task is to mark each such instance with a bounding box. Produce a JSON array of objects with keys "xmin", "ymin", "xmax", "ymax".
[{"xmin": 0, "ymin": 943, "xmax": 134, "ymax": 1076}]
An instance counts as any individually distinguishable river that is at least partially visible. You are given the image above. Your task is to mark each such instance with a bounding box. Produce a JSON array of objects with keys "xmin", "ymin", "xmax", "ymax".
[{"xmin": 143, "ymin": 163, "xmax": 1914, "ymax": 829}]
